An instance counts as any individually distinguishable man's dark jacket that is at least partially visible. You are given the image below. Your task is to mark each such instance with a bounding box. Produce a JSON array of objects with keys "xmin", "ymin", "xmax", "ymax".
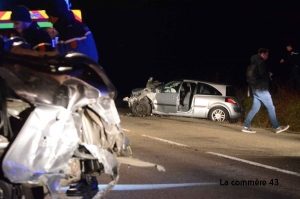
[
  {"xmin": 53, "ymin": 11, "xmax": 99, "ymax": 62},
  {"xmin": 250, "ymin": 54, "xmax": 270, "ymax": 90}
]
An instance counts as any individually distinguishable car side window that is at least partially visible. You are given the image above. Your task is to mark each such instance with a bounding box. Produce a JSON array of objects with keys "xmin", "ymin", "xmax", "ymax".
[
  {"xmin": 161, "ymin": 81, "xmax": 181, "ymax": 93},
  {"xmin": 197, "ymin": 83, "xmax": 222, "ymax": 95}
]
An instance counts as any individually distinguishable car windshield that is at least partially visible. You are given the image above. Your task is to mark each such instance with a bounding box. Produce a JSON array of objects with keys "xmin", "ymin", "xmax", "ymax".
[
  {"xmin": 162, "ymin": 81, "xmax": 181, "ymax": 93},
  {"xmin": 226, "ymin": 86, "xmax": 236, "ymax": 96}
]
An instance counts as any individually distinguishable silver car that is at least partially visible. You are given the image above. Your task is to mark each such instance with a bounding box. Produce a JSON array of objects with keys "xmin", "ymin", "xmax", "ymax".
[{"xmin": 123, "ymin": 79, "xmax": 245, "ymax": 122}]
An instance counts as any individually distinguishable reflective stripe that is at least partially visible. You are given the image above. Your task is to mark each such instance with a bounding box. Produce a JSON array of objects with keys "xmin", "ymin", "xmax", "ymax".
[
  {"xmin": 32, "ymin": 43, "xmax": 51, "ymax": 50},
  {"xmin": 57, "ymin": 31, "xmax": 91, "ymax": 44}
]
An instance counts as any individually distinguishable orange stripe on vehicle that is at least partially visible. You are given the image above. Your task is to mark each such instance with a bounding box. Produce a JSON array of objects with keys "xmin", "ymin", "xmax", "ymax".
[
  {"xmin": 0, "ymin": 10, "xmax": 82, "ymax": 21},
  {"xmin": 74, "ymin": 15, "xmax": 82, "ymax": 22},
  {"xmin": 0, "ymin": 12, "xmax": 6, "ymax": 20},
  {"xmin": 1, "ymin": 11, "xmax": 11, "ymax": 20},
  {"xmin": 72, "ymin": 10, "xmax": 82, "ymax": 22},
  {"xmin": 38, "ymin": 10, "xmax": 49, "ymax": 19}
]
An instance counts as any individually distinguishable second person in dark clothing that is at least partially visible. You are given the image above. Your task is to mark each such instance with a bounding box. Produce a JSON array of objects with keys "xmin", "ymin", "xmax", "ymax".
[
  {"xmin": 45, "ymin": 0, "xmax": 99, "ymax": 62},
  {"xmin": 45, "ymin": 0, "xmax": 100, "ymax": 196},
  {"xmin": 280, "ymin": 44, "xmax": 300, "ymax": 89}
]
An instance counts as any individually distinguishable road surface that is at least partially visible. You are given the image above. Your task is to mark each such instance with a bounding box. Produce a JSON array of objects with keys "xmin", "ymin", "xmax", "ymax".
[{"xmin": 48, "ymin": 108, "xmax": 300, "ymax": 199}]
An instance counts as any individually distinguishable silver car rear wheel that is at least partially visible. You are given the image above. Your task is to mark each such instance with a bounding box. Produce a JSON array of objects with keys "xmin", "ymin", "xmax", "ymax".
[{"xmin": 208, "ymin": 107, "xmax": 229, "ymax": 122}]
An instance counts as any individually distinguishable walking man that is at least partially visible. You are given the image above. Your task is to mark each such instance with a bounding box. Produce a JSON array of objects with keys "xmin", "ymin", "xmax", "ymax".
[{"xmin": 243, "ymin": 48, "xmax": 290, "ymax": 134}]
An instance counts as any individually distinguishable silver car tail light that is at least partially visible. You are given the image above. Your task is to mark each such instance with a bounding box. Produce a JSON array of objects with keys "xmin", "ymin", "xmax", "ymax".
[{"xmin": 225, "ymin": 97, "xmax": 237, "ymax": 104}]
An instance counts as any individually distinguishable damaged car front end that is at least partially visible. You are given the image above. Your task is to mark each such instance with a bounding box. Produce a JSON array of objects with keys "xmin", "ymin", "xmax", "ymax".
[
  {"xmin": 123, "ymin": 77, "xmax": 163, "ymax": 117},
  {"xmin": 0, "ymin": 45, "xmax": 165, "ymax": 199}
]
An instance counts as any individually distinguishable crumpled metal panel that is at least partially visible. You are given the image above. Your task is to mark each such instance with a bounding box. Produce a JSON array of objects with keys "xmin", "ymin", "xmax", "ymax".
[
  {"xmin": 89, "ymin": 97, "xmax": 120, "ymax": 125},
  {"xmin": 59, "ymin": 158, "xmax": 81, "ymax": 187},
  {"xmin": 123, "ymin": 88, "xmax": 157, "ymax": 108},
  {"xmin": 81, "ymin": 144, "xmax": 121, "ymax": 198},
  {"xmin": 0, "ymin": 51, "xmax": 166, "ymax": 198},
  {"xmin": 62, "ymin": 77, "xmax": 100, "ymax": 111},
  {"xmin": 146, "ymin": 92, "xmax": 156, "ymax": 102},
  {"xmin": 83, "ymin": 144, "xmax": 119, "ymax": 178},
  {"xmin": 2, "ymin": 105, "xmax": 79, "ymax": 185},
  {"xmin": 81, "ymin": 108, "xmax": 124, "ymax": 151}
]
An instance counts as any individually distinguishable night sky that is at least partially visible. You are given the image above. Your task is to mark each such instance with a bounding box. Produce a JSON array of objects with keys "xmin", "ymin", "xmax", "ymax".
[{"xmin": 2, "ymin": 0, "xmax": 300, "ymax": 97}]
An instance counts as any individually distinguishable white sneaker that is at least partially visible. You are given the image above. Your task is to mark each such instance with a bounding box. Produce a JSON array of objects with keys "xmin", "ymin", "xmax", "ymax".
[
  {"xmin": 0, "ymin": 135, "xmax": 9, "ymax": 149},
  {"xmin": 242, "ymin": 127, "xmax": 256, "ymax": 133},
  {"xmin": 275, "ymin": 125, "xmax": 290, "ymax": 134}
]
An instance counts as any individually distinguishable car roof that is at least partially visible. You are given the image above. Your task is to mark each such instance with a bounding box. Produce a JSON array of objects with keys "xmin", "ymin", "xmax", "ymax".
[{"xmin": 171, "ymin": 79, "xmax": 233, "ymax": 87}]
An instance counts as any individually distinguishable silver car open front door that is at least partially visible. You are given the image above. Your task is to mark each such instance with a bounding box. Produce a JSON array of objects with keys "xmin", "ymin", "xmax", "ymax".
[{"xmin": 154, "ymin": 81, "xmax": 181, "ymax": 113}]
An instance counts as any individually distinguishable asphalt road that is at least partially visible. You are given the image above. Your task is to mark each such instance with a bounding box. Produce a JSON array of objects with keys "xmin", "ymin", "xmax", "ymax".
[
  {"xmin": 102, "ymin": 108, "xmax": 300, "ymax": 199},
  {"xmin": 50, "ymin": 108, "xmax": 300, "ymax": 199}
]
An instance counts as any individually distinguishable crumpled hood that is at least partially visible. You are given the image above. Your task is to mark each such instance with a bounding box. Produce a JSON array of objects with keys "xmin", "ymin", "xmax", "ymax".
[{"xmin": 250, "ymin": 54, "xmax": 262, "ymax": 63}]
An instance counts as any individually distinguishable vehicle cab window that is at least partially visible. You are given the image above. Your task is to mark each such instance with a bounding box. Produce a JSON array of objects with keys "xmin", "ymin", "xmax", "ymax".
[
  {"xmin": 197, "ymin": 83, "xmax": 222, "ymax": 95},
  {"xmin": 161, "ymin": 81, "xmax": 181, "ymax": 93}
]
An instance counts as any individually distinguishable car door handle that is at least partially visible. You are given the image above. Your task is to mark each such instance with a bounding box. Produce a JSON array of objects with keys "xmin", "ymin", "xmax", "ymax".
[{"xmin": 172, "ymin": 96, "xmax": 176, "ymax": 99}]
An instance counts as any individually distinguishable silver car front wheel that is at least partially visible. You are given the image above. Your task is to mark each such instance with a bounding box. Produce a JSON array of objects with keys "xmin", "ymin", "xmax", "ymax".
[
  {"xmin": 131, "ymin": 100, "xmax": 151, "ymax": 117},
  {"xmin": 208, "ymin": 107, "xmax": 229, "ymax": 122}
]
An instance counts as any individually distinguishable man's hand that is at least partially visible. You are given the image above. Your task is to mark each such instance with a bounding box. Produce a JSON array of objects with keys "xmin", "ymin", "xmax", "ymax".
[
  {"xmin": 269, "ymin": 72, "xmax": 273, "ymax": 80},
  {"xmin": 280, "ymin": 59, "xmax": 284, "ymax": 63},
  {"xmin": 11, "ymin": 46, "xmax": 59, "ymax": 57},
  {"xmin": 39, "ymin": 49, "xmax": 59, "ymax": 57}
]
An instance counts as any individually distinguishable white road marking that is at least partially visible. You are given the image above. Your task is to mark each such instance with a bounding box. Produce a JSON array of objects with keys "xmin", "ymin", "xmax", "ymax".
[
  {"xmin": 207, "ymin": 152, "xmax": 300, "ymax": 177},
  {"xmin": 142, "ymin": 135, "xmax": 189, "ymax": 147},
  {"xmin": 122, "ymin": 128, "xmax": 131, "ymax": 132},
  {"xmin": 59, "ymin": 183, "xmax": 218, "ymax": 192}
]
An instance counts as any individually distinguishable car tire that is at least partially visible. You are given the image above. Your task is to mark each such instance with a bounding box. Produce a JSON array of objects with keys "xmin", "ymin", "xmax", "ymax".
[
  {"xmin": 0, "ymin": 180, "xmax": 13, "ymax": 199},
  {"xmin": 131, "ymin": 100, "xmax": 151, "ymax": 117},
  {"xmin": 208, "ymin": 106, "xmax": 229, "ymax": 122}
]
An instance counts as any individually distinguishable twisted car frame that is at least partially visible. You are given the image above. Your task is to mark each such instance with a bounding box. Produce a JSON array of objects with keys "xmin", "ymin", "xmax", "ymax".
[{"xmin": 123, "ymin": 79, "xmax": 245, "ymax": 122}]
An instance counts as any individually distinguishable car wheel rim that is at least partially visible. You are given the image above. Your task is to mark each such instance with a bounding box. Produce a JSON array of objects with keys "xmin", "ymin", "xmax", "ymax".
[
  {"xmin": 212, "ymin": 109, "xmax": 225, "ymax": 121},
  {"xmin": 136, "ymin": 103, "xmax": 147, "ymax": 115}
]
